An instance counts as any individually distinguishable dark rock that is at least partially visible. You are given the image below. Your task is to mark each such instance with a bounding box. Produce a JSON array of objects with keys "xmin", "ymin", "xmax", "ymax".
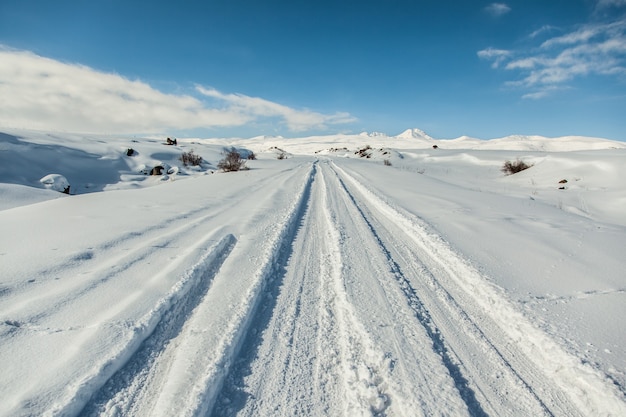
[{"xmin": 150, "ymin": 166, "xmax": 164, "ymax": 175}]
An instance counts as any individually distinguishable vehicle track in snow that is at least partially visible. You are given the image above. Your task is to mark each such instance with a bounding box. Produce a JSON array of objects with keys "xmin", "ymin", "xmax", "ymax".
[
  {"xmin": 5, "ymin": 157, "xmax": 624, "ymax": 417},
  {"xmin": 330, "ymin": 161, "xmax": 626, "ymax": 417},
  {"xmin": 1, "ymin": 162, "xmax": 308, "ymax": 325},
  {"xmin": 0, "ymin": 162, "xmax": 316, "ymax": 417},
  {"xmin": 77, "ymin": 233, "xmax": 237, "ymax": 417},
  {"xmin": 210, "ymin": 159, "xmax": 626, "ymax": 416},
  {"xmin": 73, "ymin": 162, "xmax": 317, "ymax": 417},
  {"xmin": 212, "ymin": 161, "xmax": 476, "ymax": 416},
  {"xmin": 213, "ymin": 161, "xmax": 401, "ymax": 416},
  {"xmin": 325, "ymin": 163, "xmax": 550, "ymax": 417}
]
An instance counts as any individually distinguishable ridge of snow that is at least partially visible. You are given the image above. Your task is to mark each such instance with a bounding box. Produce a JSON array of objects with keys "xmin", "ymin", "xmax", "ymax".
[{"xmin": 362, "ymin": 131, "xmax": 389, "ymax": 137}]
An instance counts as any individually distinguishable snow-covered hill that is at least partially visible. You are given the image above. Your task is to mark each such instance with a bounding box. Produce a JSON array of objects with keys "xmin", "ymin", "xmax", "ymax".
[
  {"xmin": 1, "ymin": 128, "xmax": 625, "ymax": 416},
  {"xmin": 222, "ymin": 128, "xmax": 625, "ymax": 155}
]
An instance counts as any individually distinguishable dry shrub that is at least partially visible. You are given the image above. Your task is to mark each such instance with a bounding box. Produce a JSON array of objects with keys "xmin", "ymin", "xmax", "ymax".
[
  {"xmin": 501, "ymin": 158, "xmax": 533, "ymax": 175},
  {"xmin": 180, "ymin": 150, "xmax": 203, "ymax": 166},
  {"xmin": 218, "ymin": 148, "xmax": 247, "ymax": 172}
]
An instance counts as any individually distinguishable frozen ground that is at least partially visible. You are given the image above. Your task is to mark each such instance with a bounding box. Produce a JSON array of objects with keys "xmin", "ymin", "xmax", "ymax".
[{"xmin": 1, "ymin": 128, "xmax": 625, "ymax": 416}]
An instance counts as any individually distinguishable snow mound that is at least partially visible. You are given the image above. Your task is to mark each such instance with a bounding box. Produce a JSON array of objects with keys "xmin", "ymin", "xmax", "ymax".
[
  {"xmin": 40, "ymin": 174, "xmax": 70, "ymax": 194},
  {"xmin": 0, "ymin": 184, "xmax": 63, "ymax": 210},
  {"xmin": 0, "ymin": 129, "xmax": 255, "ymax": 195},
  {"xmin": 478, "ymin": 135, "xmax": 625, "ymax": 151}
]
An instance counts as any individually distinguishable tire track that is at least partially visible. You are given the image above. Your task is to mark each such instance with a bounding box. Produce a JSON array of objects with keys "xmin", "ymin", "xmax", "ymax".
[
  {"xmin": 136, "ymin": 162, "xmax": 318, "ymax": 417},
  {"xmin": 319, "ymin": 167, "xmax": 397, "ymax": 417},
  {"xmin": 329, "ymin": 163, "xmax": 549, "ymax": 416},
  {"xmin": 327, "ymin": 164, "xmax": 491, "ymax": 417},
  {"xmin": 321, "ymin": 162, "xmax": 473, "ymax": 416},
  {"xmin": 1, "ymin": 211, "xmax": 224, "ymax": 325},
  {"xmin": 83, "ymin": 162, "xmax": 318, "ymax": 417},
  {"xmin": 1, "ymin": 163, "xmax": 307, "ymax": 323},
  {"xmin": 330, "ymin": 162, "xmax": 563, "ymax": 415},
  {"xmin": 212, "ymin": 162, "xmax": 400, "ymax": 416},
  {"xmin": 217, "ymin": 160, "xmax": 485, "ymax": 416},
  {"xmin": 75, "ymin": 234, "xmax": 237, "ymax": 416},
  {"xmin": 313, "ymin": 163, "xmax": 396, "ymax": 416},
  {"xmin": 211, "ymin": 163, "xmax": 326, "ymax": 416},
  {"xmin": 0, "ymin": 162, "xmax": 316, "ymax": 417},
  {"xmin": 331, "ymin": 161, "xmax": 626, "ymax": 417},
  {"xmin": 209, "ymin": 163, "xmax": 318, "ymax": 416}
]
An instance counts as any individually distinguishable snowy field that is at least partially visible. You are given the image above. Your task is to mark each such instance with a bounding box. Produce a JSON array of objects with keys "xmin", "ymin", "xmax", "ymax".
[{"xmin": 1, "ymin": 128, "xmax": 625, "ymax": 416}]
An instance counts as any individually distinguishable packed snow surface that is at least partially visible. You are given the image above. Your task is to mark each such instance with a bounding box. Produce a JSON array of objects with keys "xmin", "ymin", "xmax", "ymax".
[{"xmin": 1, "ymin": 128, "xmax": 625, "ymax": 416}]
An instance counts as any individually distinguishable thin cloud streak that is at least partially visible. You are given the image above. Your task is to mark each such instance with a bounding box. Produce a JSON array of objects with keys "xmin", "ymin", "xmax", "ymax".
[
  {"xmin": 0, "ymin": 48, "xmax": 354, "ymax": 134},
  {"xmin": 529, "ymin": 25, "xmax": 559, "ymax": 39},
  {"xmin": 485, "ymin": 3, "xmax": 511, "ymax": 17},
  {"xmin": 540, "ymin": 20, "xmax": 626, "ymax": 48},
  {"xmin": 596, "ymin": 0, "xmax": 626, "ymax": 9},
  {"xmin": 478, "ymin": 17, "xmax": 626, "ymax": 99},
  {"xmin": 477, "ymin": 48, "xmax": 511, "ymax": 68}
]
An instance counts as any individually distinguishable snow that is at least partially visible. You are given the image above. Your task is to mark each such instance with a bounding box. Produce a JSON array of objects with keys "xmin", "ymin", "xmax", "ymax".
[
  {"xmin": 39, "ymin": 174, "xmax": 70, "ymax": 194},
  {"xmin": 396, "ymin": 128, "xmax": 434, "ymax": 141},
  {"xmin": 1, "ymin": 128, "xmax": 625, "ymax": 416}
]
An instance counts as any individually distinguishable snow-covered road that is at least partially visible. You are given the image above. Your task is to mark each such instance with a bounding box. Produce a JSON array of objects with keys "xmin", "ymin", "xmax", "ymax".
[{"xmin": 1, "ymin": 155, "xmax": 625, "ymax": 416}]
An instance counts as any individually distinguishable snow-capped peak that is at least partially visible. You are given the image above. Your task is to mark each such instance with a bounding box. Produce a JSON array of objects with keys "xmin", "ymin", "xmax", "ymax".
[{"xmin": 396, "ymin": 128, "xmax": 433, "ymax": 141}]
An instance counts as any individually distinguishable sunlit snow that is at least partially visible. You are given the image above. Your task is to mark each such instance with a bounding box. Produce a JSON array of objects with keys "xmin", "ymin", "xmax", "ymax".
[{"xmin": 1, "ymin": 128, "xmax": 625, "ymax": 416}]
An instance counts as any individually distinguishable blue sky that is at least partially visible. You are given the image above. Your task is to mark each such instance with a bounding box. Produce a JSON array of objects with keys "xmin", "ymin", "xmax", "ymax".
[{"xmin": 1, "ymin": 0, "xmax": 625, "ymax": 140}]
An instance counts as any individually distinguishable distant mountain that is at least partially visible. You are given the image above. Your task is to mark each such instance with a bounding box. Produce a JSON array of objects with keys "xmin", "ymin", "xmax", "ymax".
[
  {"xmin": 233, "ymin": 129, "xmax": 625, "ymax": 154},
  {"xmin": 389, "ymin": 129, "xmax": 626, "ymax": 152},
  {"xmin": 395, "ymin": 128, "xmax": 434, "ymax": 141},
  {"xmin": 469, "ymin": 134, "xmax": 626, "ymax": 152}
]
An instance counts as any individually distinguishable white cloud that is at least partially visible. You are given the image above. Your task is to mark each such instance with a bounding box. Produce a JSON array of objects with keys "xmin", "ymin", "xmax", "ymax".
[
  {"xmin": 0, "ymin": 48, "xmax": 354, "ymax": 134},
  {"xmin": 477, "ymin": 47, "xmax": 511, "ymax": 68},
  {"xmin": 505, "ymin": 57, "xmax": 541, "ymax": 70},
  {"xmin": 596, "ymin": 0, "xmax": 626, "ymax": 9},
  {"xmin": 196, "ymin": 87, "xmax": 356, "ymax": 132},
  {"xmin": 522, "ymin": 91, "xmax": 550, "ymax": 100},
  {"xmin": 478, "ymin": 18, "xmax": 626, "ymax": 98},
  {"xmin": 542, "ymin": 19, "xmax": 626, "ymax": 48},
  {"xmin": 529, "ymin": 25, "xmax": 558, "ymax": 39},
  {"xmin": 520, "ymin": 85, "xmax": 570, "ymax": 100},
  {"xmin": 541, "ymin": 28, "xmax": 602, "ymax": 48},
  {"xmin": 485, "ymin": 3, "xmax": 511, "ymax": 17}
]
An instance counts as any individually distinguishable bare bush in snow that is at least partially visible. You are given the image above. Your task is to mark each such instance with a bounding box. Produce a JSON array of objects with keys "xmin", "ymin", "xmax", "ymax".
[
  {"xmin": 501, "ymin": 159, "xmax": 533, "ymax": 175},
  {"xmin": 180, "ymin": 150, "xmax": 203, "ymax": 166},
  {"xmin": 218, "ymin": 148, "xmax": 247, "ymax": 172}
]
